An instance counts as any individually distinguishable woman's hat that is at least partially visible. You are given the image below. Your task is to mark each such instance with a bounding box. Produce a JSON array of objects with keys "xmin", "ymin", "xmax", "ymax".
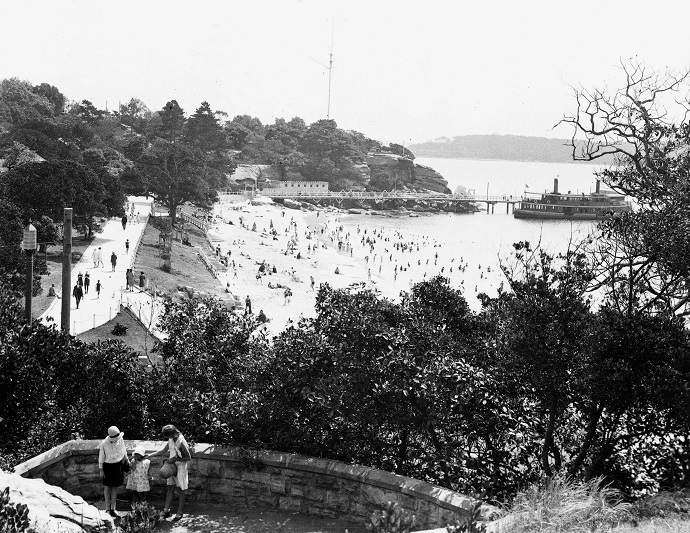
[
  {"xmin": 133, "ymin": 445, "xmax": 146, "ymax": 457},
  {"xmin": 107, "ymin": 426, "xmax": 120, "ymax": 438},
  {"xmin": 160, "ymin": 462, "xmax": 177, "ymax": 479}
]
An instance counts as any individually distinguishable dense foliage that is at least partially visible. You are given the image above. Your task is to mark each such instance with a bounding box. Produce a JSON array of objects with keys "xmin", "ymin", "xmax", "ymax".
[
  {"xmin": 0, "ymin": 78, "xmax": 410, "ymax": 292},
  {"xmin": 3, "ymin": 65, "xmax": 690, "ymax": 508},
  {"xmin": 2, "ymin": 272, "xmax": 689, "ymax": 502}
]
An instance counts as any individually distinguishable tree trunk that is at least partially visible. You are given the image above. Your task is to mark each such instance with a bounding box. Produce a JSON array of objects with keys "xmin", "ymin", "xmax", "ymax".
[
  {"xmin": 541, "ymin": 392, "xmax": 557, "ymax": 476},
  {"xmin": 567, "ymin": 403, "xmax": 603, "ymax": 479}
]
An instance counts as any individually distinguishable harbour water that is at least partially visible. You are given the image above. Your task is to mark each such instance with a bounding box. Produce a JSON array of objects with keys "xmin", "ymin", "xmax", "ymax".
[{"xmin": 312, "ymin": 158, "xmax": 605, "ymax": 309}]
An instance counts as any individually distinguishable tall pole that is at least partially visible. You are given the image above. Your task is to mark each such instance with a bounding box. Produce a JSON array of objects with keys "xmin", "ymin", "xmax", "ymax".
[
  {"xmin": 327, "ymin": 18, "xmax": 334, "ymax": 120},
  {"xmin": 61, "ymin": 208, "xmax": 73, "ymax": 333},
  {"xmin": 25, "ymin": 250, "xmax": 34, "ymax": 323}
]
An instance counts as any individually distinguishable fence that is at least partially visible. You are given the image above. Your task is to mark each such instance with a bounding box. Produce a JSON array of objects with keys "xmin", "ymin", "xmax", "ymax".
[{"xmin": 128, "ymin": 213, "xmax": 150, "ymax": 268}]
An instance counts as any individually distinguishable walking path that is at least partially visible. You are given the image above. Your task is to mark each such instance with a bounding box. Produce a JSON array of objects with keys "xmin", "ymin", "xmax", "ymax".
[{"xmin": 39, "ymin": 197, "xmax": 164, "ymax": 337}]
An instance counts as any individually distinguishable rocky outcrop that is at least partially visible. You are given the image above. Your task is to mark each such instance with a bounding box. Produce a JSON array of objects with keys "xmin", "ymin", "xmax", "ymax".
[
  {"xmin": 365, "ymin": 153, "xmax": 450, "ymax": 194},
  {"xmin": 230, "ymin": 155, "xmax": 450, "ymax": 194},
  {"xmin": 0, "ymin": 471, "xmax": 113, "ymax": 532}
]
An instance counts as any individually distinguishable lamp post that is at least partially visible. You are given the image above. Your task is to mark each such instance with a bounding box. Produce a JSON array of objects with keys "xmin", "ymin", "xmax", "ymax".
[{"xmin": 21, "ymin": 222, "xmax": 37, "ymax": 324}]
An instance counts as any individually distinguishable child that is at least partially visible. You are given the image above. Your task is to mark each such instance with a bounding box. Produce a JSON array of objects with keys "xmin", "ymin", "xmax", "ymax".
[{"xmin": 126, "ymin": 445, "xmax": 151, "ymax": 505}]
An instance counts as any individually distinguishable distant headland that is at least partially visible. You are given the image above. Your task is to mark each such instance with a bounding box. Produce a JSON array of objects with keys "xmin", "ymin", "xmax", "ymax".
[{"xmin": 408, "ymin": 134, "xmax": 615, "ymax": 164}]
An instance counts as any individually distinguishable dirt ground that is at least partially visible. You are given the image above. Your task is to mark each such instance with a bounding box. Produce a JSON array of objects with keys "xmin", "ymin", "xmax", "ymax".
[{"xmin": 93, "ymin": 500, "xmax": 367, "ymax": 533}]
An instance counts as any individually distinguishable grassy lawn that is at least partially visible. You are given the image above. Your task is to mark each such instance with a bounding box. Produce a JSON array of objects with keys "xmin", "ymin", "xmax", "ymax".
[{"xmin": 74, "ymin": 216, "xmax": 227, "ymax": 357}]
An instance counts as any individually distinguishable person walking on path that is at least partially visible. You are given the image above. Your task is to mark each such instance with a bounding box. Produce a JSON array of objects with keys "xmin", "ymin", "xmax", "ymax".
[
  {"xmin": 146, "ymin": 425, "xmax": 191, "ymax": 522},
  {"xmin": 310, "ymin": 275, "xmax": 315, "ymax": 292},
  {"xmin": 125, "ymin": 239, "xmax": 130, "ymax": 254},
  {"xmin": 92, "ymin": 248, "xmax": 99, "ymax": 268},
  {"xmin": 72, "ymin": 283, "xmax": 83, "ymax": 309},
  {"xmin": 111, "ymin": 252, "xmax": 117, "ymax": 272},
  {"xmin": 139, "ymin": 271, "xmax": 146, "ymax": 292},
  {"xmin": 126, "ymin": 269, "xmax": 134, "ymax": 292},
  {"xmin": 121, "ymin": 214, "xmax": 128, "ymax": 230},
  {"xmin": 77, "ymin": 272, "xmax": 84, "ymax": 290},
  {"xmin": 95, "ymin": 247, "xmax": 103, "ymax": 268},
  {"xmin": 98, "ymin": 426, "xmax": 128, "ymax": 518},
  {"xmin": 96, "ymin": 280, "xmax": 102, "ymax": 298},
  {"xmin": 84, "ymin": 272, "xmax": 91, "ymax": 294}
]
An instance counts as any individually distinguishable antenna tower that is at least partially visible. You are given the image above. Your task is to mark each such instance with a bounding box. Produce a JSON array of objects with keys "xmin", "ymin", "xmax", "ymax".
[{"xmin": 326, "ymin": 18, "xmax": 334, "ymax": 119}]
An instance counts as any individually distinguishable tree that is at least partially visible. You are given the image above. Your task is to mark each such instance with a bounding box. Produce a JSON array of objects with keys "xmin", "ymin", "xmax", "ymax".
[
  {"xmin": 119, "ymin": 97, "xmax": 151, "ymax": 134},
  {"xmin": 560, "ymin": 60, "xmax": 690, "ymax": 316},
  {"xmin": 155, "ymin": 100, "xmax": 186, "ymax": 143},
  {"xmin": 139, "ymin": 139, "xmax": 216, "ymax": 224},
  {"xmin": 69, "ymin": 99, "xmax": 105, "ymax": 124},
  {"xmin": 31, "ymin": 83, "xmax": 66, "ymax": 115},
  {"xmin": 185, "ymin": 101, "xmax": 227, "ymax": 152},
  {"xmin": 1, "ymin": 160, "xmax": 107, "ymax": 236},
  {"xmin": 483, "ymin": 241, "xmax": 594, "ymax": 477},
  {"xmin": 152, "ymin": 296, "xmax": 271, "ymax": 444},
  {"xmin": 0, "ymin": 78, "xmax": 55, "ymax": 126}
]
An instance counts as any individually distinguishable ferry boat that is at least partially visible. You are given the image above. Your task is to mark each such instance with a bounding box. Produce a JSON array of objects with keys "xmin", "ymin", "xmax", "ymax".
[{"xmin": 513, "ymin": 179, "xmax": 631, "ymax": 220}]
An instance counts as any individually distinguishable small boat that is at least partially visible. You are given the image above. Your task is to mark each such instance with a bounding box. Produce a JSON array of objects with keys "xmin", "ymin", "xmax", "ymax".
[{"xmin": 513, "ymin": 179, "xmax": 631, "ymax": 220}]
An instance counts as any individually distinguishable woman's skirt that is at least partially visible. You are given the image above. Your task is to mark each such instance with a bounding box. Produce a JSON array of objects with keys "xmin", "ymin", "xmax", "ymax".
[{"xmin": 102, "ymin": 461, "xmax": 124, "ymax": 487}]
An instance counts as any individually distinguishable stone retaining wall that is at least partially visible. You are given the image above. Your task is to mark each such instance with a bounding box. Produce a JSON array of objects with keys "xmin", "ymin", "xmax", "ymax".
[{"xmin": 15, "ymin": 440, "xmax": 483, "ymax": 530}]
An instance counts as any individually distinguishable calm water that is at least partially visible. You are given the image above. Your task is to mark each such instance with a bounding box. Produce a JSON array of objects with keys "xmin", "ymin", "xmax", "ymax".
[{"xmin": 321, "ymin": 158, "xmax": 604, "ymax": 308}]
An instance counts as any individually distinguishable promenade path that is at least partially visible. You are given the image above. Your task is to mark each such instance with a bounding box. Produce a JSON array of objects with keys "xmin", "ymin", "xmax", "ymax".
[{"xmin": 39, "ymin": 197, "xmax": 164, "ymax": 337}]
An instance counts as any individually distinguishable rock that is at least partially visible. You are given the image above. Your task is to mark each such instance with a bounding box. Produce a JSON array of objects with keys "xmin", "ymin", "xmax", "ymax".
[
  {"xmin": 0, "ymin": 471, "xmax": 113, "ymax": 532},
  {"xmin": 283, "ymin": 199, "xmax": 302, "ymax": 210},
  {"xmin": 251, "ymin": 196, "xmax": 274, "ymax": 206}
]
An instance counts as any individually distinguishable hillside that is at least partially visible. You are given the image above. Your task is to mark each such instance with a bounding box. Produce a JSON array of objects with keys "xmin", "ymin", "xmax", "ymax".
[{"xmin": 408, "ymin": 134, "xmax": 615, "ymax": 164}]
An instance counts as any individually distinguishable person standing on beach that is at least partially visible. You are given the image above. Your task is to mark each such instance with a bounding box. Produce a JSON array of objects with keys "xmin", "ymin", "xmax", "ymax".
[
  {"xmin": 98, "ymin": 426, "xmax": 128, "ymax": 517},
  {"xmin": 72, "ymin": 283, "xmax": 83, "ymax": 309},
  {"xmin": 84, "ymin": 272, "xmax": 91, "ymax": 294},
  {"xmin": 146, "ymin": 424, "xmax": 191, "ymax": 521},
  {"xmin": 111, "ymin": 252, "xmax": 117, "ymax": 272}
]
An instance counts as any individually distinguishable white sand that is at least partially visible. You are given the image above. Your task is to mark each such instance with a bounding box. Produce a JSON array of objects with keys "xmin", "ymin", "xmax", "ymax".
[{"xmin": 208, "ymin": 198, "xmax": 502, "ymax": 336}]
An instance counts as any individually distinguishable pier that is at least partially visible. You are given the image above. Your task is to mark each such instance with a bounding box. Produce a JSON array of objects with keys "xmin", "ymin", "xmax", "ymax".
[{"xmin": 217, "ymin": 190, "xmax": 520, "ymax": 213}]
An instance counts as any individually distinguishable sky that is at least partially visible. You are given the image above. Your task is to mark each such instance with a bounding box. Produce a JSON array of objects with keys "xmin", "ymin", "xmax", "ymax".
[{"xmin": 2, "ymin": 0, "xmax": 690, "ymax": 145}]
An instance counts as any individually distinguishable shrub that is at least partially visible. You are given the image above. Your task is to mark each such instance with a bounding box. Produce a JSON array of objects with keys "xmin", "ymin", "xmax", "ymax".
[
  {"xmin": 0, "ymin": 487, "xmax": 32, "ymax": 533},
  {"xmin": 366, "ymin": 501, "xmax": 415, "ymax": 533},
  {"xmin": 118, "ymin": 501, "xmax": 160, "ymax": 533},
  {"xmin": 445, "ymin": 500, "xmax": 486, "ymax": 533},
  {"xmin": 112, "ymin": 322, "xmax": 128, "ymax": 336}
]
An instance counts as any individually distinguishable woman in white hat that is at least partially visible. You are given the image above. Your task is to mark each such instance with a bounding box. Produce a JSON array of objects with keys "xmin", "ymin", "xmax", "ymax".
[{"xmin": 98, "ymin": 426, "xmax": 128, "ymax": 517}]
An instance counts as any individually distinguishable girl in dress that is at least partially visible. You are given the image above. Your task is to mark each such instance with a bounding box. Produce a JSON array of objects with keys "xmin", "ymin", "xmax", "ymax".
[{"xmin": 126, "ymin": 445, "xmax": 151, "ymax": 505}]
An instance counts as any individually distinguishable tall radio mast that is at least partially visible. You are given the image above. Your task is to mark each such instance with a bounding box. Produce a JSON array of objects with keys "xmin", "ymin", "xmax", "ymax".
[{"xmin": 326, "ymin": 18, "xmax": 334, "ymax": 120}]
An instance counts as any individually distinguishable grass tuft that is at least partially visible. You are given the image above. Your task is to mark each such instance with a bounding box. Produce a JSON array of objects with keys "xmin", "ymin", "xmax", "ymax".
[{"xmin": 505, "ymin": 475, "xmax": 631, "ymax": 533}]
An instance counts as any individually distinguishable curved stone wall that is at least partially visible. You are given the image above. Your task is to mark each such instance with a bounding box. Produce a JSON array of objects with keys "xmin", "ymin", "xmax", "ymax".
[{"xmin": 14, "ymin": 440, "xmax": 486, "ymax": 531}]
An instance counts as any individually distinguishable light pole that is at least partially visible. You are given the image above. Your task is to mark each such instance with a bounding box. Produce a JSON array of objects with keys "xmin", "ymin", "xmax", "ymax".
[{"xmin": 21, "ymin": 222, "xmax": 37, "ymax": 324}]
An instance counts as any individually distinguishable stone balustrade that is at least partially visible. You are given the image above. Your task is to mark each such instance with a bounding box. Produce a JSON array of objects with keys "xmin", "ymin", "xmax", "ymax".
[{"xmin": 14, "ymin": 440, "xmax": 494, "ymax": 531}]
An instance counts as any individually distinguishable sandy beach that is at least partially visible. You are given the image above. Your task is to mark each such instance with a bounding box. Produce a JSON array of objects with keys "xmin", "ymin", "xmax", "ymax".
[{"xmin": 204, "ymin": 197, "xmax": 505, "ymax": 337}]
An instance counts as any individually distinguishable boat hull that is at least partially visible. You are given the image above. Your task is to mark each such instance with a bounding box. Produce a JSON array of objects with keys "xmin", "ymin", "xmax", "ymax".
[{"xmin": 513, "ymin": 208, "xmax": 628, "ymax": 220}]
